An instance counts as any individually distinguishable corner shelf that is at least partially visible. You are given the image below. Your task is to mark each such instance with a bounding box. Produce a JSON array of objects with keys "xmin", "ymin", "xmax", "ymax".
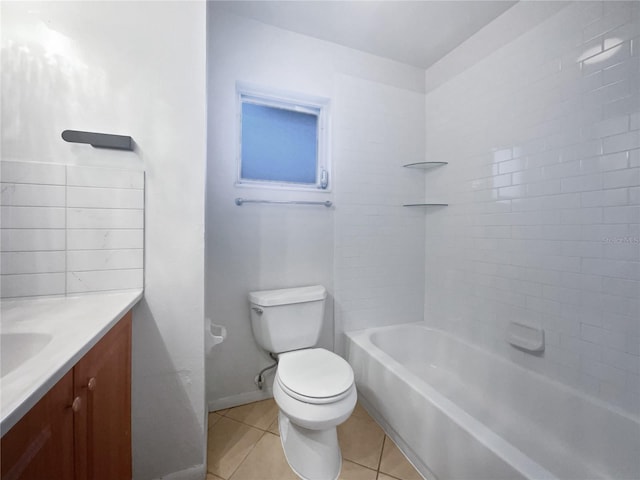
[
  {"xmin": 402, "ymin": 161, "xmax": 448, "ymax": 169},
  {"xmin": 403, "ymin": 161, "xmax": 448, "ymax": 207}
]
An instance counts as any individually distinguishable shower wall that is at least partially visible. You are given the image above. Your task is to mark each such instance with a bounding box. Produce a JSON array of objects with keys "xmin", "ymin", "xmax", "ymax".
[{"xmin": 423, "ymin": 1, "xmax": 639, "ymax": 416}]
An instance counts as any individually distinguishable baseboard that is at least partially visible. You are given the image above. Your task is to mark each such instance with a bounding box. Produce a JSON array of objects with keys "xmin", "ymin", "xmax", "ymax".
[
  {"xmin": 156, "ymin": 464, "xmax": 206, "ymax": 480},
  {"xmin": 208, "ymin": 387, "xmax": 274, "ymax": 412}
]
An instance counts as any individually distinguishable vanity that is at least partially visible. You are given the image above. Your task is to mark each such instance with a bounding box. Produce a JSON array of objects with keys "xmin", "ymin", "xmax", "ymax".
[{"xmin": 0, "ymin": 291, "xmax": 142, "ymax": 480}]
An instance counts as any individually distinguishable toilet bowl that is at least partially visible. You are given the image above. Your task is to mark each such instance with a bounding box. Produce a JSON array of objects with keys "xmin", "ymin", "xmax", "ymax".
[
  {"xmin": 248, "ymin": 286, "xmax": 357, "ymax": 480},
  {"xmin": 273, "ymin": 348, "xmax": 357, "ymax": 480}
]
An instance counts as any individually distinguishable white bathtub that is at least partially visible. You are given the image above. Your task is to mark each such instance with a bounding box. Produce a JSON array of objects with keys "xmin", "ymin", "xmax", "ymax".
[{"xmin": 345, "ymin": 323, "xmax": 640, "ymax": 480}]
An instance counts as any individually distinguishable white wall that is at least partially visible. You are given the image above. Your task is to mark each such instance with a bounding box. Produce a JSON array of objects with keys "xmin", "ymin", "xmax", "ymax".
[
  {"xmin": 206, "ymin": 8, "xmax": 425, "ymax": 408},
  {"xmin": 1, "ymin": 2, "xmax": 207, "ymax": 478},
  {"xmin": 423, "ymin": 1, "xmax": 639, "ymax": 417}
]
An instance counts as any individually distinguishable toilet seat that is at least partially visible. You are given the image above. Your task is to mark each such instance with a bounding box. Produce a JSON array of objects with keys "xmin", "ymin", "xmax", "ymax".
[{"xmin": 277, "ymin": 348, "xmax": 354, "ymax": 405}]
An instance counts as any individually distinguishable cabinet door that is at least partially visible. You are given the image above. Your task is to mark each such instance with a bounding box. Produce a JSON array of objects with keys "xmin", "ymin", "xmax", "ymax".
[
  {"xmin": 1, "ymin": 371, "xmax": 75, "ymax": 480},
  {"xmin": 74, "ymin": 312, "xmax": 132, "ymax": 480}
]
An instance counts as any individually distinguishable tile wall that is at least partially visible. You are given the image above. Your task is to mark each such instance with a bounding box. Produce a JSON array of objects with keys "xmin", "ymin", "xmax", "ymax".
[
  {"xmin": 333, "ymin": 74, "xmax": 426, "ymax": 352},
  {"xmin": 423, "ymin": 1, "xmax": 639, "ymax": 416},
  {"xmin": 1, "ymin": 161, "xmax": 144, "ymax": 298}
]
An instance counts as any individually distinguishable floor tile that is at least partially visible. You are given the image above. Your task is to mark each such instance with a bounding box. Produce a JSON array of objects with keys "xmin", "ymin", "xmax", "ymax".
[
  {"xmin": 229, "ymin": 432, "xmax": 299, "ymax": 480},
  {"xmin": 377, "ymin": 473, "xmax": 400, "ymax": 480},
  {"xmin": 379, "ymin": 437, "xmax": 423, "ymax": 480},
  {"xmin": 267, "ymin": 416, "xmax": 279, "ymax": 436},
  {"xmin": 339, "ymin": 460, "xmax": 377, "ymax": 480},
  {"xmin": 215, "ymin": 408, "xmax": 229, "ymax": 416},
  {"xmin": 338, "ymin": 409, "xmax": 385, "ymax": 470},
  {"xmin": 208, "ymin": 412, "xmax": 223, "ymax": 430},
  {"xmin": 207, "ymin": 416, "xmax": 263, "ymax": 479},
  {"xmin": 225, "ymin": 398, "xmax": 279, "ymax": 430},
  {"xmin": 206, "ymin": 474, "xmax": 225, "ymax": 480}
]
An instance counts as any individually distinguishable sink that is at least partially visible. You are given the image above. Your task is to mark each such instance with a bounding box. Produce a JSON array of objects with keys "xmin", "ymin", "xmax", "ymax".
[{"xmin": 1, "ymin": 333, "xmax": 53, "ymax": 378}]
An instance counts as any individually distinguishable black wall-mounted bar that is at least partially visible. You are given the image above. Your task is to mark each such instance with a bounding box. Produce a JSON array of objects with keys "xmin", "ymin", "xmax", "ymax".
[{"xmin": 62, "ymin": 130, "xmax": 133, "ymax": 151}]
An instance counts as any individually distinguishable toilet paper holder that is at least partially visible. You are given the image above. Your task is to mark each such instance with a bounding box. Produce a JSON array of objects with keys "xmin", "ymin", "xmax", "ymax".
[{"xmin": 206, "ymin": 318, "xmax": 227, "ymax": 355}]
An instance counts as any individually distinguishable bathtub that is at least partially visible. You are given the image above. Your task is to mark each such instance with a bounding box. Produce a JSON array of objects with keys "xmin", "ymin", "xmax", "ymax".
[{"xmin": 345, "ymin": 323, "xmax": 640, "ymax": 480}]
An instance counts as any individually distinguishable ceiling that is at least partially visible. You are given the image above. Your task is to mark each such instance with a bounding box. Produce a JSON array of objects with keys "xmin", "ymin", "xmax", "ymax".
[{"xmin": 214, "ymin": 1, "xmax": 517, "ymax": 70}]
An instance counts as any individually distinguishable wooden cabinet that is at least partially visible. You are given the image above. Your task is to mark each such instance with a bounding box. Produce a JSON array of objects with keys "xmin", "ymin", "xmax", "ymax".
[{"xmin": 1, "ymin": 312, "xmax": 132, "ymax": 480}]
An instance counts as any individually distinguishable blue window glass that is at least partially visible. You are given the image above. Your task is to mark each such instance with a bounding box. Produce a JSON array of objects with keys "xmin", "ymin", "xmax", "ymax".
[{"xmin": 241, "ymin": 102, "xmax": 318, "ymax": 184}]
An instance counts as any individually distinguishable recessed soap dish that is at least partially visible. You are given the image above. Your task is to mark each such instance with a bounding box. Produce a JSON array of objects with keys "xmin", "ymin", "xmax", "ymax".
[{"xmin": 506, "ymin": 322, "xmax": 544, "ymax": 353}]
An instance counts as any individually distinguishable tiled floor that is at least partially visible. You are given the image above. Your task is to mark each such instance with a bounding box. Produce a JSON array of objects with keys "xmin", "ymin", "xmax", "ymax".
[{"xmin": 207, "ymin": 398, "xmax": 423, "ymax": 480}]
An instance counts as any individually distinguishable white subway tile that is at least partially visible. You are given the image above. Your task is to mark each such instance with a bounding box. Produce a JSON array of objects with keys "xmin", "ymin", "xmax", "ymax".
[
  {"xmin": 0, "ymin": 229, "xmax": 65, "ymax": 252},
  {"xmin": 602, "ymin": 276, "xmax": 640, "ymax": 299},
  {"xmin": 67, "ymin": 186, "xmax": 144, "ymax": 209},
  {"xmin": 67, "ymin": 229, "xmax": 143, "ymax": 250},
  {"xmin": 0, "ymin": 206, "xmax": 65, "ymax": 229},
  {"xmin": 561, "ymin": 173, "xmax": 603, "ymax": 193},
  {"xmin": 582, "ymin": 115, "xmax": 629, "ymax": 140},
  {"xmin": 66, "ymin": 166, "xmax": 144, "ymax": 189},
  {"xmin": 67, "ymin": 208, "xmax": 144, "ymax": 229},
  {"xmin": 527, "ymin": 180, "xmax": 563, "ymax": 196},
  {"xmin": 66, "ymin": 249, "xmax": 143, "ymax": 271},
  {"xmin": 603, "ymin": 93, "xmax": 640, "ymax": 119},
  {"xmin": 582, "ymin": 258, "xmax": 640, "ymax": 281},
  {"xmin": 603, "ymin": 205, "xmax": 640, "ymax": 223},
  {"xmin": 1, "ymin": 183, "xmax": 65, "ymax": 207},
  {"xmin": 1, "ymin": 251, "xmax": 65, "ymax": 274},
  {"xmin": 66, "ymin": 269, "xmax": 143, "ymax": 294},
  {"xmin": 0, "ymin": 161, "xmax": 65, "ymax": 185},
  {"xmin": 602, "ymin": 130, "xmax": 640, "ymax": 154},
  {"xmin": 581, "ymin": 188, "xmax": 628, "ymax": 207},
  {"xmin": 580, "ymin": 152, "xmax": 628, "ymax": 174},
  {"xmin": 0, "ymin": 273, "xmax": 65, "ymax": 298},
  {"xmin": 603, "ymin": 168, "xmax": 640, "ymax": 188}
]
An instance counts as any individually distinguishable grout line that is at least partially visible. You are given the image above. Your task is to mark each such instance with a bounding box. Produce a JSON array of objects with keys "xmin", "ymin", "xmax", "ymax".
[
  {"xmin": 377, "ymin": 435, "xmax": 386, "ymax": 475},
  {"xmin": 227, "ymin": 430, "xmax": 267, "ymax": 480}
]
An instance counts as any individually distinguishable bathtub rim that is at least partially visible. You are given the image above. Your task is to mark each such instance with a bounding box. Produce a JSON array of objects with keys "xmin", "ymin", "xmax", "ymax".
[{"xmin": 346, "ymin": 321, "xmax": 640, "ymax": 425}]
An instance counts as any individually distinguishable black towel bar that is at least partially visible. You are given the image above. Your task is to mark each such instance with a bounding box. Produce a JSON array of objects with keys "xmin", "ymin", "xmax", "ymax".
[{"xmin": 62, "ymin": 130, "xmax": 133, "ymax": 151}]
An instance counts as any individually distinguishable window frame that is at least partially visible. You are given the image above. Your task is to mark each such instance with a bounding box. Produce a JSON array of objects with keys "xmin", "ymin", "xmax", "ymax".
[{"xmin": 236, "ymin": 82, "xmax": 331, "ymax": 192}]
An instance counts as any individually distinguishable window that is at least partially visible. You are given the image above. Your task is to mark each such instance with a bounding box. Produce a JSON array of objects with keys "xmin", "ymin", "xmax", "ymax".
[{"xmin": 237, "ymin": 84, "xmax": 330, "ymax": 190}]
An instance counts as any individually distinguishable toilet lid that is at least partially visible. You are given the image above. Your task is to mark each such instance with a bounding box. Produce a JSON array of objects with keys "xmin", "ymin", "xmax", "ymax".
[{"xmin": 277, "ymin": 348, "xmax": 354, "ymax": 401}]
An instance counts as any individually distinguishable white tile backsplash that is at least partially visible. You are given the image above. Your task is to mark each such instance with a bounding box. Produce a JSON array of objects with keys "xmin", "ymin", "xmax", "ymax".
[
  {"xmin": 0, "ymin": 229, "xmax": 66, "ymax": 251},
  {"xmin": 67, "ymin": 165, "xmax": 145, "ymax": 189},
  {"xmin": 0, "ymin": 161, "xmax": 144, "ymax": 298},
  {"xmin": 0, "ymin": 161, "xmax": 66, "ymax": 185},
  {"xmin": 67, "ymin": 229, "xmax": 144, "ymax": 250},
  {"xmin": 0, "ymin": 273, "xmax": 66, "ymax": 297},
  {"xmin": 1, "ymin": 251, "xmax": 66, "ymax": 274},
  {"xmin": 1, "ymin": 206, "xmax": 65, "ymax": 229},
  {"xmin": 423, "ymin": 1, "xmax": 639, "ymax": 416},
  {"xmin": 1, "ymin": 183, "xmax": 66, "ymax": 207},
  {"xmin": 67, "ymin": 186, "xmax": 144, "ymax": 209},
  {"xmin": 66, "ymin": 269, "xmax": 144, "ymax": 294},
  {"xmin": 67, "ymin": 208, "xmax": 144, "ymax": 229},
  {"xmin": 67, "ymin": 249, "xmax": 143, "ymax": 271}
]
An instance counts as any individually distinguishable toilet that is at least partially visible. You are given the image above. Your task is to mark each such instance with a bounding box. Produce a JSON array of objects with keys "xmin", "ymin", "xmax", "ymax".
[{"xmin": 249, "ymin": 285, "xmax": 357, "ymax": 480}]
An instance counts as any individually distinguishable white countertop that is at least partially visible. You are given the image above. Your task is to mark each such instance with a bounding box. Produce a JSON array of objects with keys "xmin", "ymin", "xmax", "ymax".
[{"xmin": 0, "ymin": 290, "xmax": 143, "ymax": 436}]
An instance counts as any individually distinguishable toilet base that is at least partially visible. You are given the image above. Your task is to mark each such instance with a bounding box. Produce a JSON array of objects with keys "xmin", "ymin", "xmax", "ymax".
[{"xmin": 278, "ymin": 412, "xmax": 342, "ymax": 480}]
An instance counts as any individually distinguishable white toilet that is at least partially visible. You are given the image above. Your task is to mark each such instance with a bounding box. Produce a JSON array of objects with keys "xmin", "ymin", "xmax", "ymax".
[{"xmin": 249, "ymin": 285, "xmax": 357, "ymax": 480}]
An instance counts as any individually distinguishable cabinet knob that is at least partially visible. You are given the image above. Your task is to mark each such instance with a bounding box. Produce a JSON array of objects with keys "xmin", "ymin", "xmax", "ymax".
[
  {"xmin": 70, "ymin": 396, "xmax": 82, "ymax": 412},
  {"xmin": 87, "ymin": 377, "xmax": 97, "ymax": 391}
]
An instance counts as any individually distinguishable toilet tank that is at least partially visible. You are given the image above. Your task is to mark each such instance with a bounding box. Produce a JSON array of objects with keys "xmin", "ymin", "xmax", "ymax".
[{"xmin": 249, "ymin": 285, "xmax": 327, "ymax": 354}]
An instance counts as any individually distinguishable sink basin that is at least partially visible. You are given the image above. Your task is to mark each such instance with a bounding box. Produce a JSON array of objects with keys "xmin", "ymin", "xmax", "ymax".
[{"xmin": 1, "ymin": 333, "xmax": 53, "ymax": 378}]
